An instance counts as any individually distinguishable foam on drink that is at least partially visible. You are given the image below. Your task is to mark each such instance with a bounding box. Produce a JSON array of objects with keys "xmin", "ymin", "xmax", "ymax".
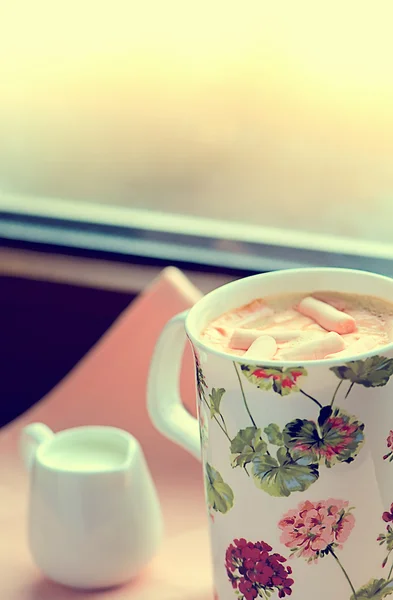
[{"xmin": 200, "ymin": 290, "xmax": 393, "ymax": 361}]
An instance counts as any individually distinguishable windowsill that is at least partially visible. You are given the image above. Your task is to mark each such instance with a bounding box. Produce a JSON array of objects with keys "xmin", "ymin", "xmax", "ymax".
[{"xmin": 0, "ymin": 247, "xmax": 236, "ymax": 295}]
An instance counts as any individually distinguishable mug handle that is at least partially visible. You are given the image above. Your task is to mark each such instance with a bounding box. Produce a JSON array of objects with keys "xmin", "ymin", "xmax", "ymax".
[{"xmin": 147, "ymin": 311, "xmax": 201, "ymax": 460}]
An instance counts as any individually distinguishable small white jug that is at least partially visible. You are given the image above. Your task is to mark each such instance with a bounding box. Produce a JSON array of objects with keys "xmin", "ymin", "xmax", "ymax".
[{"xmin": 20, "ymin": 423, "xmax": 163, "ymax": 589}]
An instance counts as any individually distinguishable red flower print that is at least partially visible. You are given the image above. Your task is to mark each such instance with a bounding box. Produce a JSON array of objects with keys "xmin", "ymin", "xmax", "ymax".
[
  {"xmin": 281, "ymin": 377, "xmax": 293, "ymax": 389},
  {"xmin": 225, "ymin": 538, "xmax": 294, "ymax": 599},
  {"xmin": 291, "ymin": 370, "xmax": 304, "ymax": 379},
  {"xmin": 382, "ymin": 504, "xmax": 393, "ymax": 523},
  {"xmin": 240, "ymin": 365, "xmax": 307, "ymax": 396},
  {"xmin": 377, "ymin": 503, "xmax": 393, "ymax": 569},
  {"xmin": 383, "ymin": 430, "xmax": 393, "ymax": 462},
  {"xmin": 252, "ymin": 370, "xmax": 300, "ymax": 390},
  {"xmin": 253, "ymin": 369, "xmax": 268, "ymax": 378},
  {"xmin": 278, "ymin": 498, "xmax": 355, "ymax": 562}
]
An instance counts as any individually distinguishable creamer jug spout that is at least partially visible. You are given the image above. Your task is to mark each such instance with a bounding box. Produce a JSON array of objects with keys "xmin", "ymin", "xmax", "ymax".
[{"xmin": 20, "ymin": 423, "xmax": 54, "ymax": 470}]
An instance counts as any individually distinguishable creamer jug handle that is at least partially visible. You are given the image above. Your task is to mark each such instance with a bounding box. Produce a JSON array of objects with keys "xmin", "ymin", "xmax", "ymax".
[
  {"xmin": 20, "ymin": 423, "xmax": 54, "ymax": 470},
  {"xmin": 147, "ymin": 311, "xmax": 201, "ymax": 460}
]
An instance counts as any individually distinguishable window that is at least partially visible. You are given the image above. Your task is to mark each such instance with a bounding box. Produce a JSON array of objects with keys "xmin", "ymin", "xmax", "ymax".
[{"xmin": 1, "ymin": 2, "xmax": 393, "ymax": 275}]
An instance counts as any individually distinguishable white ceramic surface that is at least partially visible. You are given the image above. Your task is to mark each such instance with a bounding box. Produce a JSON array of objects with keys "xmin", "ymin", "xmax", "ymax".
[
  {"xmin": 148, "ymin": 268, "xmax": 393, "ymax": 600},
  {"xmin": 20, "ymin": 423, "xmax": 163, "ymax": 590}
]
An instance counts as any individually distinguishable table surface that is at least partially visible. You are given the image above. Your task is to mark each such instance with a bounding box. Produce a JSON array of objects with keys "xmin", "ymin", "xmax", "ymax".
[{"xmin": 0, "ymin": 269, "xmax": 214, "ymax": 599}]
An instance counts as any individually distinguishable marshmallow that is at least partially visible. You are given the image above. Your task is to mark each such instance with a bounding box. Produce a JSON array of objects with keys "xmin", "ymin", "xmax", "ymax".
[
  {"xmin": 261, "ymin": 329, "xmax": 303, "ymax": 342},
  {"xmin": 230, "ymin": 328, "xmax": 303, "ymax": 350},
  {"xmin": 243, "ymin": 335, "xmax": 277, "ymax": 360},
  {"xmin": 312, "ymin": 292, "xmax": 347, "ymax": 311},
  {"xmin": 325, "ymin": 337, "xmax": 378, "ymax": 359},
  {"xmin": 297, "ymin": 296, "xmax": 356, "ymax": 334},
  {"xmin": 229, "ymin": 328, "xmax": 264, "ymax": 350},
  {"xmin": 280, "ymin": 332, "xmax": 345, "ymax": 361},
  {"xmin": 214, "ymin": 326, "xmax": 232, "ymax": 337}
]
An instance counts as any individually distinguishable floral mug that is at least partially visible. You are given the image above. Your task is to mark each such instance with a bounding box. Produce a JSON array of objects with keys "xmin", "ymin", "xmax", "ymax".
[{"xmin": 148, "ymin": 268, "xmax": 393, "ymax": 600}]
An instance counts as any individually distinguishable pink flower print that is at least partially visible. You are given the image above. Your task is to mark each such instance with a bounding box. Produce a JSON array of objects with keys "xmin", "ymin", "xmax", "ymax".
[
  {"xmin": 334, "ymin": 509, "xmax": 355, "ymax": 545},
  {"xmin": 383, "ymin": 430, "xmax": 393, "ymax": 462},
  {"xmin": 278, "ymin": 499, "xmax": 357, "ymax": 598},
  {"xmin": 278, "ymin": 498, "xmax": 355, "ymax": 562}
]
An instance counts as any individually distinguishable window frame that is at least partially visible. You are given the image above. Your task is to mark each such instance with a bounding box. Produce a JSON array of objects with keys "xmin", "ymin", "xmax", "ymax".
[{"xmin": 1, "ymin": 193, "xmax": 393, "ymax": 278}]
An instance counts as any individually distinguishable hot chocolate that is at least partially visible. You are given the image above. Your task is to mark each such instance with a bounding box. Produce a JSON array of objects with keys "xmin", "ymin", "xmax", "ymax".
[{"xmin": 201, "ymin": 290, "xmax": 393, "ymax": 361}]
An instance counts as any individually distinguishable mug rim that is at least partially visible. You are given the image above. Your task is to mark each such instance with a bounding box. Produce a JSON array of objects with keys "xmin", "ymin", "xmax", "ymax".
[{"xmin": 185, "ymin": 267, "xmax": 393, "ymax": 367}]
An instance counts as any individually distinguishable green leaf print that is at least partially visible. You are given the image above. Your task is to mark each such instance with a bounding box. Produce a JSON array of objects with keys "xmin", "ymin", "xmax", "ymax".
[
  {"xmin": 378, "ymin": 525, "xmax": 393, "ymax": 553},
  {"xmin": 283, "ymin": 408, "xmax": 365, "ymax": 468},
  {"xmin": 240, "ymin": 365, "xmax": 307, "ymax": 396},
  {"xmin": 230, "ymin": 427, "xmax": 267, "ymax": 468},
  {"xmin": 330, "ymin": 356, "xmax": 393, "ymax": 389},
  {"xmin": 377, "ymin": 523, "xmax": 393, "ymax": 570},
  {"xmin": 351, "ymin": 578, "xmax": 393, "ymax": 600},
  {"xmin": 205, "ymin": 463, "xmax": 234, "ymax": 514},
  {"xmin": 252, "ymin": 446, "xmax": 319, "ymax": 497},
  {"xmin": 264, "ymin": 423, "xmax": 284, "ymax": 446},
  {"xmin": 318, "ymin": 405, "xmax": 333, "ymax": 426},
  {"xmin": 209, "ymin": 388, "xmax": 226, "ymax": 419}
]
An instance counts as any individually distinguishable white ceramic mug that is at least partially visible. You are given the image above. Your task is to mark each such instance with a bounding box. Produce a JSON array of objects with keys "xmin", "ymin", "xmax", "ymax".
[
  {"xmin": 148, "ymin": 268, "xmax": 393, "ymax": 600},
  {"xmin": 20, "ymin": 423, "xmax": 163, "ymax": 589}
]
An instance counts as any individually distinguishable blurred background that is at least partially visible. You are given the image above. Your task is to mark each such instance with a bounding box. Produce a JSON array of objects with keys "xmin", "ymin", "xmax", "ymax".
[
  {"xmin": 1, "ymin": 0, "xmax": 393, "ymax": 425},
  {"xmin": 1, "ymin": 0, "xmax": 393, "ymax": 242}
]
